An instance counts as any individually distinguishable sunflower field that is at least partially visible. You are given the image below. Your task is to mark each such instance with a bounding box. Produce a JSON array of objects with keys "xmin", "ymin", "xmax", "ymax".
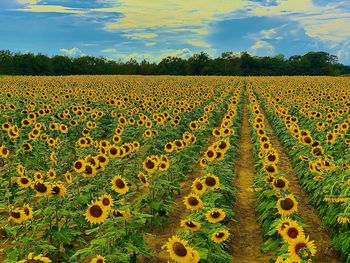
[{"xmin": 0, "ymin": 75, "xmax": 349, "ymax": 263}]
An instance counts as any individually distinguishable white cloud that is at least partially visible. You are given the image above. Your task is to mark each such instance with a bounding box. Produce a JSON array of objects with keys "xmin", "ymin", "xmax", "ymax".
[
  {"xmin": 100, "ymin": 48, "xmax": 117, "ymax": 53},
  {"xmin": 16, "ymin": 0, "xmax": 40, "ymax": 5},
  {"xmin": 124, "ymin": 32, "xmax": 158, "ymax": 40},
  {"xmin": 250, "ymin": 40, "xmax": 274, "ymax": 55},
  {"xmin": 59, "ymin": 47, "xmax": 85, "ymax": 57},
  {"xmin": 16, "ymin": 4, "xmax": 85, "ymax": 14}
]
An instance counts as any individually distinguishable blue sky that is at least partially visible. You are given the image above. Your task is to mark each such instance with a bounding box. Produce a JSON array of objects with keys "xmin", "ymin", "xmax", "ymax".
[{"xmin": 0, "ymin": 0, "xmax": 349, "ymax": 64}]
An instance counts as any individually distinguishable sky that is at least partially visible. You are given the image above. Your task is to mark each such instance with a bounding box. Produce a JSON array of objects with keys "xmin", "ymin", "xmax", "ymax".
[{"xmin": 0, "ymin": 0, "xmax": 349, "ymax": 64}]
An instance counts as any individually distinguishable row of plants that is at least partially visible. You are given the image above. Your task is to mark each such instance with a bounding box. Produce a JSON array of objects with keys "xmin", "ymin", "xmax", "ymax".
[
  {"xmin": 252, "ymin": 81, "xmax": 350, "ymax": 262},
  {"xmin": 246, "ymin": 87, "xmax": 317, "ymax": 263},
  {"xmin": 161, "ymin": 84, "xmax": 244, "ymax": 262}
]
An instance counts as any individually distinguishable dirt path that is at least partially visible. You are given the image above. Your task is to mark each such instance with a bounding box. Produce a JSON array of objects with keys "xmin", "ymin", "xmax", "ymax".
[
  {"xmin": 229, "ymin": 102, "xmax": 272, "ymax": 263},
  {"xmin": 139, "ymin": 135, "xmax": 217, "ymax": 263},
  {"xmin": 263, "ymin": 113, "xmax": 341, "ymax": 263}
]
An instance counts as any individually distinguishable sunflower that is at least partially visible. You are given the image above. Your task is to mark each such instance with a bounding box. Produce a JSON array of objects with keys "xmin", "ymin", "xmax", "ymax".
[
  {"xmin": 277, "ymin": 194, "xmax": 298, "ymax": 216},
  {"xmin": 32, "ymin": 181, "xmax": 52, "ymax": 197},
  {"xmin": 281, "ymin": 221, "xmax": 305, "ymax": 244},
  {"xmin": 264, "ymin": 163, "xmax": 278, "ymax": 176},
  {"xmin": 276, "ymin": 217, "xmax": 294, "ymax": 235},
  {"xmin": 51, "ymin": 182, "xmax": 67, "ymax": 197},
  {"xmin": 191, "ymin": 178, "xmax": 206, "ymax": 195},
  {"xmin": 17, "ymin": 253, "xmax": 52, "ymax": 263},
  {"xmin": 159, "ymin": 161, "xmax": 170, "ymax": 171},
  {"xmin": 272, "ymin": 177, "xmax": 289, "ymax": 191},
  {"xmin": 183, "ymin": 193, "xmax": 203, "ymax": 211},
  {"xmin": 165, "ymin": 235, "xmax": 193, "ymax": 263},
  {"xmin": 16, "ymin": 176, "xmax": 32, "ymax": 188},
  {"xmin": 288, "ymin": 235, "xmax": 316, "ymax": 262},
  {"xmin": 211, "ymin": 229, "xmax": 230, "ymax": 243},
  {"xmin": 203, "ymin": 174, "xmax": 220, "ymax": 190},
  {"xmin": 22, "ymin": 203, "xmax": 33, "ymax": 220},
  {"xmin": 204, "ymin": 147, "xmax": 216, "ymax": 162},
  {"xmin": 138, "ymin": 172, "xmax": 149, "ymax": 187},
  {"xmin": 16, "ymin": 164, "xmax": 25, "ymax": 175},
  {"xmin": 112, "ymin": 209, "xmax": 131, "ymax": 220},
  {"xmin": 91, "ymin": 255, "xmax": 106, "ymax": 263},
  {"xmin": 82, "ymin": 164, "xmax": 97, "ymax": 178},
  {"xmin": 265, "ymin": 151, "xmax": 279, "ymax": 164},
  {"xmin": 85, "ymin": 200, "xmax": 108, "ymax": 225},
  {"xmin": 111, "ymin": 175, "xmax": 129, "ymax": 194},
  {"xmin": 0, "ymin": 145, "xmax": 10, "ymax": 158},
  {"xmin": 99, "ymin": 194, "xmax": 114, "ymax": 210},
  {"xmin": 206, "ymin": 208, "xmax": 226, "ymax": 223},
  {"xmin": 8, "ymin": 207, "xmax": 25, "ymax": 224},
  {"xmin": 64, "ymin": 171, "xmax": 73, "ymax": 184},
  {"xmin": 47, "ymin": 168, "xmax": 56, "ymax": 180},
  {"xmin": 143, "ymin": 157, "xmax": 158, "ymax": 173},
  {"xmin": 73, "ymin": 159, "xmax": 86, "ymax": 173},
  {"xmin": 180, "ymin": 219, "xmax": 201, "ymax": 232}
]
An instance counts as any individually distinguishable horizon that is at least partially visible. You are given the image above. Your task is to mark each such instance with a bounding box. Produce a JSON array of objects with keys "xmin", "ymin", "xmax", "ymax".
[{"xmin": 1, "ymin": 0, "xmax": 350, "ymax": 64}]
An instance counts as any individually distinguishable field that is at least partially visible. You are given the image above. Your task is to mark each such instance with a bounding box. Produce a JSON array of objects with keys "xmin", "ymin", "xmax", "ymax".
[{"xmin": 0, "ymin": 75, "xmax": 349, "ymax": 263}]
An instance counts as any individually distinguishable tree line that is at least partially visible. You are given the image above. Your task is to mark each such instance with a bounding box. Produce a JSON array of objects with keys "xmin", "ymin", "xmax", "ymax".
[{"xmin": 0, "ymin": 50, "xmax": 349, "ymax": 76}]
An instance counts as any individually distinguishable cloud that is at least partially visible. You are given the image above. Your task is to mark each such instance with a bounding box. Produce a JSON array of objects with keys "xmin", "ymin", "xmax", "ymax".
[
  {"xmin": 16, "ymin": 4, "xmax": 85, "ymax": 14},
  {"xmin": 100, "ymin": 48, "xmax": 117, "ymax": 53},
  {"xmin": 187, "ymin": 40, "xmax": 210, "ymax": 48},
  {"xmin": 16, "ymin": 0, "xmax": 40, "ymax": 5},
  {"xmin": 249, "ymin": 0, "xmax": 350, "ymax": 43},
  {"xmin": 124, "ymin": 32, "xmax": 158, "ymax": 39},
  {"xmin": 111, "ymin": 48, "xmax": 195, "ymax": 62},
  {"xmin": 145, "ymin": 42, "xmax": 156, "ymax": 47},
  {"xmin": 59, "ymin": 47, "xmax": 85, "ymax": 57},
  {"xmin": 250, "ymin": 40, "xmax": 274, "ymax": 54}
]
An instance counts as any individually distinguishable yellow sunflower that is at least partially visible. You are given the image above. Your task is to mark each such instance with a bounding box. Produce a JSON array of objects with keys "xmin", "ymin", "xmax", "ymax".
[
  {"xmin": 211, "ymin": 229, "xmax": 230, "ymax": 243},
  {"xmin": 203, "ymin": 174, "xmax": 220, "ymax": 190},
  {"xmin": 206, "ymin": 208, "xmax": 226, "ymax": 223},
  {"xmin": 90, "ymin": 255, "xmax": 105, "ymax": 263},
  {"xmin": 8, "ymin": 207, "xmax": 25, "ymax": 224},
  {"xmin": 99, "ymin": 194, "xmax": 114, "ymax": 210},
  {"xmin": 164, "ymin": 235, "xmax": 194, "ymax": 263},
  {"xmin": 183, "ymin": 193, "xmax": 203, "ymax": 211},
  {"xmin": 281, "ymin": 221, "xmax": 305, "ymax": 244},
  {"xmin": 191, "ymin": 178, "xmax": 207, "ymax": 195},
  {"xmin": 17, "ymin": 253, "xmax": 51, "ymax": 263},
  {"xmin": 288, "ymin": 235, "xmax": 316, "ymax": 262},
  {"xmin": 111, "ymin": 175, "xmax": 129, "ymax": 194},
  {"xmin": 85, "ymin": 200, "xmax": 108, "ymax": 225},
  {"xmin": 180, "ymin": 219, "xmax": 201, "ymax": 232},
  {"xmin": 277, "ymin": 194, "xmax": 298, "ymax": 216}
]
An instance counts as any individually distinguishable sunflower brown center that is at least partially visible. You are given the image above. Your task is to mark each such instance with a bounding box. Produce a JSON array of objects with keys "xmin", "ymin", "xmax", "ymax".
[
  {"xmin": 216, "ymin": 232, "xmax": 225, "ymax": 238},
  {"xmin": 115, "ymin": 178, "xmax": 125, "ymax": 188},
  {"xmin": 172, "ymin": 242, "xmax": 187, "ymax": 257},
  {"xmin": 195, "ymin": 182, "xmax": 203, "ymax": 190},
  {"xmin": 207, "ymin": 150, "xmax": 214, "ymax": 158},
  {"xmin": 145, "ymin": 160, "xmax": 155, "ymax": 169},
  {"xmin": 274, "ymin": 179, "xmax": 286, "ymax": 188},
  {"xmin": 24, "ymin": 260, "xmax": 44, "ymax": 263},
  {"xmin": 85, "ymin": 166, "xmax": 93, "ymax": 174},
  {"xmin": 20, "ymin": 177, "xmax": 29, "ymax": 184},
  {"xmin": 211, "ymin": 211, "xmax": 221, "ymax": 218},
  {"xmin": 139, "ymin": 175, "xmax": 147, "ymax": 184},
  {"xmin": 102, "ymin": 198, "xmax": 110, "ymax": 206},
  {"xmin": 268, "ymin": 155, "xmax": 276, "ymax": 162},
  {"xmin": 287, "ymin": 227, "xmax": 299, "ymax": 238},
  {"xmin": 96, "ymin": 259, "xmax": 103, "ymax": 263},
  {"xmin": 34, "ymin": 183, "xmax": 47, "ymax": 193},
  {"xmin": 266, "ymin": 165, "xmax": 276, "ymax": 173},
  {"xmin": 188, "ymin": 197, "xmax": 199, "ymax": 206},
  {"xmin": 185, "ymin": 221, "xmax": 196, "ymax": 228},
  {"xmin": 52, "ymin": 186, "xmax": 60, "ymax": 195},
  {"xmin": 11, "ymin": 211, "xmax": 21, "ymax": 219},
  {"xmin": 205, "ymin": 177, "xmax": 216, "ymax": 187},
  {"xmin": 280, "ymin": 198, "xmax": 294, "ymax": 211},
  {"xmin": 75, "ymin": 161, "xmax": 83, "ymax": 170},
  {"xmin": 90, "ymin": 205, "xmax": 103, "ymax": 217}
]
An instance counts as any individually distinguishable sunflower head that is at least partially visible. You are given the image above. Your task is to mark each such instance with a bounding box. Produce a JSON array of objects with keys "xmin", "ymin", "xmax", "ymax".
[
  {"xmin": 211, "ymin": 229, "xmax": 230, "ymax": 243},
  {"xmin": 191, "ymin": 178, "xmax": 207, "ymax": 195},
  {"xmin": 206, "ymin": 208, "xmax": 226, "ymax": 223},
  {"xmin": 277, "ymin": 194, "xmax": 298, "ymax": 216},
  {"xmin": 183, "ymin": 193, "xmax": 203, "ymax": 211},
  {"xmin": 203, "ymin": 174, "xmax": 220, "ymax": 190},
  {"xmin": 99, "ymin": 194, "xmax": 114, "ymax": 209},
  {"xmin": 111, "ymin": 175, "xmax": 129, "ymax": 194},
  {"xmin": 180, "ymin": 219, "xmax": 201, "ymax": 232},
  {"xmin": 85, "ymin": 200, "xmax": 108, "ymax": 225}
]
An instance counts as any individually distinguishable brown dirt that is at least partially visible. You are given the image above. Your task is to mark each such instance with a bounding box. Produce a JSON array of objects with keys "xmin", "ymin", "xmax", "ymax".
[
  {"xmin": 229, "ymin": 102, "xmax": 273, "ymax": 263},
  {"xmin": 263, "ymin": 113, "xmax": 341, "ymax": 263}
]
